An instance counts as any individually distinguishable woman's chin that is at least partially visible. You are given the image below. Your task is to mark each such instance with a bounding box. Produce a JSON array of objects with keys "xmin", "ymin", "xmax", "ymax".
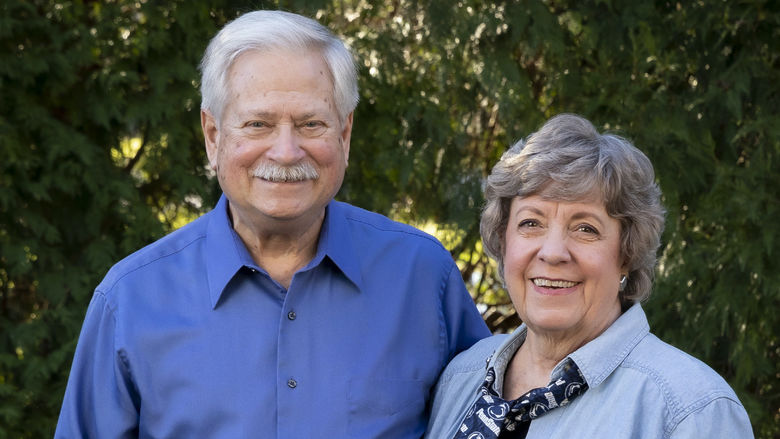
[{"xmin": 523, "ymin": 310, "xmax": 582, "ymax": 335}]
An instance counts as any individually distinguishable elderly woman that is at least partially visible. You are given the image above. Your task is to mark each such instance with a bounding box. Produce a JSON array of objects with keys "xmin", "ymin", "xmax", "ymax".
[{"xmin": 425, "ymin": 114, "xmax": 753, "ymax": 438}]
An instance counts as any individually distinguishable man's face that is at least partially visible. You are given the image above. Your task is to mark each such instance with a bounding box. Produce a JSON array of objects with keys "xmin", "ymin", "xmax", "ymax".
[{"xmin": 202, "ymin": 48, "xmax": 352, "ymax": 230}]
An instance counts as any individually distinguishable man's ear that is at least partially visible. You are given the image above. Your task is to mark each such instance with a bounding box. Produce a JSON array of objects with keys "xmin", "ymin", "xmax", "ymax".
[
  {"xmin": 201, "ymin": 109, "xmax": 219, "ymax": 170},
  {"xmin": 340, "ymin": 111, "xmax": 354, "ymax": 167}
]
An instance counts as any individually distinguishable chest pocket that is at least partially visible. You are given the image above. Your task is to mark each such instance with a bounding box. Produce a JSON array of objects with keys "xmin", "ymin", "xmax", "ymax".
[{"xmin": 347, "ymin": 378, "xmax": 428, "ymax": 439}]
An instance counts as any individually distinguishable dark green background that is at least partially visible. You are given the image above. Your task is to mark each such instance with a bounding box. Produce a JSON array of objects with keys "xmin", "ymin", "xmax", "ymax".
[{"xmin": 1, "ymin": 0, "xmax": 777, "ymax": 436}]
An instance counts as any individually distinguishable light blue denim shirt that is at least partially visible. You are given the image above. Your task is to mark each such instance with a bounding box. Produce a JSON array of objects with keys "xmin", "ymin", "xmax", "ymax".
[{"xmin": 425, "ymin": 304, "xmax": 754, "ymax": 439}]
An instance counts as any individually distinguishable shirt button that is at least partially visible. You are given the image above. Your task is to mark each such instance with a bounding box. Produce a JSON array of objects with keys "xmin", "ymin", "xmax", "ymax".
[
  {"xmin": 287, "ymin": 379, "xmax": 297, "ymax": 389},
  {"xmin": 287, "ymin": 310, "xmax": 297, "ymax": 320}
]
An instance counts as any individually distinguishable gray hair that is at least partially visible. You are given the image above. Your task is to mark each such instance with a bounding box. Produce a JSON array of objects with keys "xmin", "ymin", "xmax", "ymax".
[
  {"xmin": 199, "ymin": 10, "xmax": 359, "ymax": 125},
  {"xmin": 480, "ymin": 114, "xmax": 665, "ymax": 304}
]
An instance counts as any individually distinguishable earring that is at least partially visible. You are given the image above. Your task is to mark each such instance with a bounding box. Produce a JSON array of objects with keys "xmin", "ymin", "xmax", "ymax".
[{"xmin": 619, "ymin": 274, "xmax": 628, "ymax": 292}]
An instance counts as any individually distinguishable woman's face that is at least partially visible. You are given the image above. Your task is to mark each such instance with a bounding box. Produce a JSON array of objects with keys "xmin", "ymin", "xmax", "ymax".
[{"xmin": 503, "ymin": 194, "xmax": 625, "ymax": 345}]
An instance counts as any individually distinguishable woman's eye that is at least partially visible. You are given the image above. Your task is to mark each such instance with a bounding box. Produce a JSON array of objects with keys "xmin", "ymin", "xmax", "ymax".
[
  {"xmin": 519, "ymin": 219, "xmax": 539, "ymax": 228},
  {"xmin": 576, "ymin": 224, "xmax": 599, "ymax": 234}
]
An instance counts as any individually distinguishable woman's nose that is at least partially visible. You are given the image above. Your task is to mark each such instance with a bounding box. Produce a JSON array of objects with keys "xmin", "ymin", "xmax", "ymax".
[{"xmin": 537, "ymin": 231, "xmax": 572, "ymax": 265}]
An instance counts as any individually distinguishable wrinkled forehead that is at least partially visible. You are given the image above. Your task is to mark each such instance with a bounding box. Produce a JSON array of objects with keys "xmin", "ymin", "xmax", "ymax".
[{"xmin": 525, "ymin": 174, "xmax": 607, "ymax": 206}]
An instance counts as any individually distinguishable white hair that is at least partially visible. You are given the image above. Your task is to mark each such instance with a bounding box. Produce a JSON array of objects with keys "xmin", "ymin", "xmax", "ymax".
[{"xmin": 199, "ymin": 10, "xmax": 359, "ymax": 125}]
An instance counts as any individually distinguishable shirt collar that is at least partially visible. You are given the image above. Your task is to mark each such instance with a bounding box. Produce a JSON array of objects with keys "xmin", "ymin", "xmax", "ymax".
[
  {"xmin": 311, "ymin": 200, "xmax": 364, "ymax": 291},
  {"xmin": 568, "ymin": 303, "xmax": 649, "ymax": 388},
  {"xmin": 485, "ymin": 326, "xmax": 527, "ymax": 395},
  {"xmin": 205, "ymin": 195, "xmax": 257, "ymax": 309},
  {"xmin": 483, "ymin": 303, "xmax": 649, "ymax": 392},
  {"xmin": 204, "ymin": 196, "xmax": 364, "ymax": 309}
]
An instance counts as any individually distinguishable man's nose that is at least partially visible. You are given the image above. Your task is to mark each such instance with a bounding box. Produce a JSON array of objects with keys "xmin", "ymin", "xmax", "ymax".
[{"xmin": 266, "ymin": 124, "xmax": 306, "ymax": 164}]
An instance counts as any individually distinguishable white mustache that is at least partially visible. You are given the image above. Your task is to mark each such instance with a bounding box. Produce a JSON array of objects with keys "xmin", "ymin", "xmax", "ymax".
[{"xmin": 252, "ymin": 162, "xmax": 319, "ymax": 182}]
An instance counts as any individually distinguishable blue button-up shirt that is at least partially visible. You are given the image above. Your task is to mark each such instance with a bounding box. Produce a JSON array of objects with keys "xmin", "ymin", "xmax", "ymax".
[
  {"xmin": 425, "ymin": 304, "xmax": 754, "ymax": 439},
  {"xmin": 56, "ymin": 196, "xmax": 489, "ymax": 438}
]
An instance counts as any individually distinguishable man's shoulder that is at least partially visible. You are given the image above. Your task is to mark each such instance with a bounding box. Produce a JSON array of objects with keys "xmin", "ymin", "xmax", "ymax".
[
  {"xmin": 334, "ymin": 201, "xmax": 447, "ymax": 250},
  {"xmin": 98, "ymin": 213, "xmax": 210, "ymax": 294},
  {"xmin": 621, "ymin": 332, "xmax": 742, "ymax": 415}
]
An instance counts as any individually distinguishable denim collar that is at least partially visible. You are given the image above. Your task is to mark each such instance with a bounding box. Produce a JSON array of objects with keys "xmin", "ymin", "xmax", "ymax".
[{"xmin": 484, "ymin": 303, "xmax": 649, "ymax": 392}]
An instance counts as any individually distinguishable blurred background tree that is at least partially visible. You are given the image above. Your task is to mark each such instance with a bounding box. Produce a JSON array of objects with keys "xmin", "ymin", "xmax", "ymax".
[{"xmin": 1, "ymin": 0, "xmax": 777, "ymax": 436}]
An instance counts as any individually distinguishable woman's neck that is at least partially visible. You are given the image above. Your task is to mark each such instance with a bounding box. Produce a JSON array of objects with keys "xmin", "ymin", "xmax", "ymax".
[{"xmin": 501, "ymin": 328, "xmax": 594, "ymax": 400}]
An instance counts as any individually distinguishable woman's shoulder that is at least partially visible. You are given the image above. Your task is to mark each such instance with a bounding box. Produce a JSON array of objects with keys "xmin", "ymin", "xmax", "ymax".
[
  {"xmin": 442, "ymin": 334, "xmax": 509, "ymax": 378},
  {"xmin": 622, "ymin": 332, "xmax": 743, "ymax": 413},
  {"xmin": 426, "ymin": 334, "xmax": 511, "ymax": 439},
  {"xmin": 609, "ymin": 332, "xmax": 753, "ymax": 436},
  {"xmin": 629, "ymin": 333, "xmax": 735, "ymax": 388}
]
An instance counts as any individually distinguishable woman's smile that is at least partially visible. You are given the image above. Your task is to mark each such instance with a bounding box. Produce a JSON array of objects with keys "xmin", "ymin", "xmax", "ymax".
[{"xmin": 530, "ymin": 277, "xmax": 580, "ymax": 295}]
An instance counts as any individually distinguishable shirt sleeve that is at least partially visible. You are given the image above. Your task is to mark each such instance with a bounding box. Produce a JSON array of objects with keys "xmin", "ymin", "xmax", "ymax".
[
  {"xmin": 440, "ymin": 263, "xmax": 491, "ymax": 363},
  {"xmin": 55, "ymin": 291, "xmax": 139, "ymax": 438},
  {"xmin": 669, "ymin": 397, "xmax": 754, "ymax": 439}
]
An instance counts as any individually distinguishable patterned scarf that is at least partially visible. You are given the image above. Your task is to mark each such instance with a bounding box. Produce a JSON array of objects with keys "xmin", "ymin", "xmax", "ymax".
[{"xmin": 453, "ymin": 360, "xmax": 588, "ymax": 439}]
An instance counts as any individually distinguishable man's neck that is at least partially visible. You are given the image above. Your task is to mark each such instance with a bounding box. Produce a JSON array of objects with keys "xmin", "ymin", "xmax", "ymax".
[{"xmin": 229, "ymin": 205, "xmax": 325, "ymax": 289}]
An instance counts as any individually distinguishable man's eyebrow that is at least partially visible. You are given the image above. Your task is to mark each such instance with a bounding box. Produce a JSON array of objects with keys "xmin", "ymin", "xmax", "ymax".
[{"xmin": 246, "ymin": 110, "xmax": 277, "ymax": 119}]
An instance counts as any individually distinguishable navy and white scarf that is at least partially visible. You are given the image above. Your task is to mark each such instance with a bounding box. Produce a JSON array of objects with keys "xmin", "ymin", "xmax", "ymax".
[{"xmin": 453, "ymin": 360, "xmax": 588, "ymax": 439}]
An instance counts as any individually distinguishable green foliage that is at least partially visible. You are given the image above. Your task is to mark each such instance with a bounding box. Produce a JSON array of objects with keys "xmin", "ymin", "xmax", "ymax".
[
  {"xmin": 1, "ymin": 0, "xmax": 777, "ymax": 436},
  {"xmin": 0, "ymin": 1, "xmax": 221, "ymax": 436}
]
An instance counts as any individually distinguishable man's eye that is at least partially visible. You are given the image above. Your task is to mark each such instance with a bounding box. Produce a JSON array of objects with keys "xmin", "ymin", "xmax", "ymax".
[
  {"xmin": 248, "ymin": 121, "xmax": 268, "ymax": 128},
  {"xmin": 299, "ymin": 121, "xmax": 327, "ymax": 136}
]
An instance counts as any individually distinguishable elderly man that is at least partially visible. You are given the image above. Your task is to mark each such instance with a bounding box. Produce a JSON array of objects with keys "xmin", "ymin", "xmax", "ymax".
[{"xmin": 55, "ymin": 9, "xmax": 488, "ymax": 438}]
